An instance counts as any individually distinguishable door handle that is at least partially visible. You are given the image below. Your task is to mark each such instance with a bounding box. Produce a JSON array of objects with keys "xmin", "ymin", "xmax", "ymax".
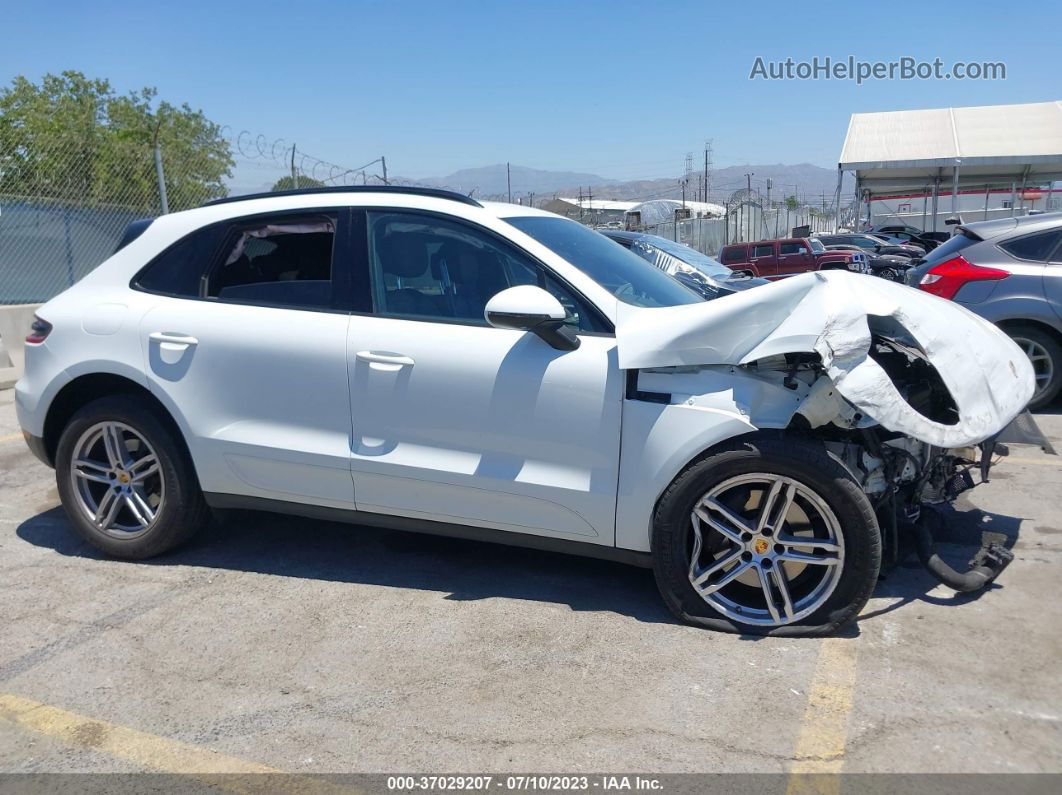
[
  {"xmin": 149, "ymin": 332, "xmax": 198, "ymax": 347},
  {"xmin": 356, "ymin": 350, "xmax": 415, "ymax": 367}
]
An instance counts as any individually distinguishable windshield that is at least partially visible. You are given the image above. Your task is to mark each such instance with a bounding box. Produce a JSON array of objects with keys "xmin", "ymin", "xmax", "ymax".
[
  {"xmin": 638, "ymin": 236, "xmax": 732, "ymax": 278},
  {"xmin": 809, "ymin": 239, "xmax": 825, "ymax": 253},
  {"xmin": 505, "ymin": 217, "xmax": 702, "ymax": 307}
]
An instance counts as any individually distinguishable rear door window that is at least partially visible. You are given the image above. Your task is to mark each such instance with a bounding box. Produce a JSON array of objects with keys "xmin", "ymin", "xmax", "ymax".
[
  {"xmin": 752, "ymin": 244, "xmax": 774, "ymax": 258},
  {"xmin": 207, "ymin": 215, "xmax": 336, "ymax": 309}
]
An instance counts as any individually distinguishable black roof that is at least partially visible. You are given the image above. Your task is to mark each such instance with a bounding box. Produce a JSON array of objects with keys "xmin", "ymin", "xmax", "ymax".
[{"xmin": 202, "ymin": 185, "xmax": 482, "ymax": 208}]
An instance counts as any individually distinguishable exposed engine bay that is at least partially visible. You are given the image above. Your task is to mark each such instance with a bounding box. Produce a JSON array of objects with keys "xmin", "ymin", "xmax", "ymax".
[
  {"xmin": 751, "ymin": 334, "xmax": 1014, "ymax": 589},
  {"xmin": 618, "ymin": 270, "xmax": 1041, "ymax": 593}
]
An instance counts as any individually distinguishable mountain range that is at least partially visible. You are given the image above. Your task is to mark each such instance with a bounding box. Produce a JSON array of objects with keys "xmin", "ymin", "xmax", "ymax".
[{"xmin": 408, "ymin": 162, "xmax": 855, "ymax": 204}]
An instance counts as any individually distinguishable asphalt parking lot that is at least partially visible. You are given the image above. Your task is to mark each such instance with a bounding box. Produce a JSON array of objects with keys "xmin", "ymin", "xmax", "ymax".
[{"xmin": 1, "ymin": 386, "xmax": 1060, "ymax": 778}]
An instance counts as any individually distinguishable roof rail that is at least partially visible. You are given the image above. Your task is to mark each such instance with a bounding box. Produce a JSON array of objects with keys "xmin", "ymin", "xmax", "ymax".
[{"xmin": 202, "ymin": 185, "xmax": 482, "ymax": 208}]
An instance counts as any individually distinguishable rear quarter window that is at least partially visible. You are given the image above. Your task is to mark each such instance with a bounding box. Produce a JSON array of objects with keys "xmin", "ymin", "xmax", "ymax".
[
  {"xmin": 134, "ymin": 224, "xmax": 229, "ymax": 296},
  {"xmin": 999, "ymin": 229, "xmax": 1062, "ymax": 262}
]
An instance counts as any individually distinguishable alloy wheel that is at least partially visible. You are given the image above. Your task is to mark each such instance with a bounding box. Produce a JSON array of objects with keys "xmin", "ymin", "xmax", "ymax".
[
  {"xmin": 687, "ymin": 473, "xmax": 845, "ymax": 627},
  {"xmin": 1012, "ymin": 336, "xmax": 1055, "ymax": 402},
  {"xmin": 69, "ymin": 421, "xmax": 165, "ymax": 539}
]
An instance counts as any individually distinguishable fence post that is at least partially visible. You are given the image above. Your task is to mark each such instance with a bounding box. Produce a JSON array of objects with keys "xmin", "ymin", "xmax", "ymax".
[
  {"xmin": 62, "ymin": 206, "xmax": 75, "ymax": 286},
  {"xmin": 153, "ymin": 144, "xmax": 170, "ymax": 214}
]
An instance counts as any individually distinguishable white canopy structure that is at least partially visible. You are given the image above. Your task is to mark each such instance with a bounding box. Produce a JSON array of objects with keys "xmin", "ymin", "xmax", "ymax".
[
  {"xmin": 835, "ymin": 101, "xmax": 1062, "ymax": 230},
  {"xmin": 625, "ymin": 199, "xmax": 724, "ymax": 227}
]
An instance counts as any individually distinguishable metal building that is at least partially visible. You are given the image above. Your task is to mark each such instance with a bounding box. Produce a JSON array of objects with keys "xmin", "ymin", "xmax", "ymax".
[{"xmin": 836, "ymin": 101, "xmax": 1062, "ymax": 231}]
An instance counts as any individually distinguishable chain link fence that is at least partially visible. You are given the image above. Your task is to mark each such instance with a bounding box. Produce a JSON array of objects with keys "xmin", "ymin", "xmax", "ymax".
[
  {"xmin": 644, "ymin": 203, "xmax": 842, "ymax": 257},
  {"xmin": 0, "ymin": 134, "xmax": 221, "ymax": 305},
  {"xmin": 0, "ymin": 129, "xmax": 395, "ymax": 305}
]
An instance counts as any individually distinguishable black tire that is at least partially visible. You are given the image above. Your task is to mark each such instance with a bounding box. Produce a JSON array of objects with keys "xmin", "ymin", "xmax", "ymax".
[
  {"xmin": 651, "ymin": 435, "xmax": 881, "ymax": 637},
  {"xmin": 1005, "ymin": 325, "xmax": 1062, "ymax": 410},
  {"xmin": 55, "ymin": 395, "xmax": 210, "ymax": 559}
]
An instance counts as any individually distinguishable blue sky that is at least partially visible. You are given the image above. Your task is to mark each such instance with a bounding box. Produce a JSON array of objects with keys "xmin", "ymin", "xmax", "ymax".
[{"xmin": 2, "ymin": 0, "xmax": 1058, "ymax": 183}]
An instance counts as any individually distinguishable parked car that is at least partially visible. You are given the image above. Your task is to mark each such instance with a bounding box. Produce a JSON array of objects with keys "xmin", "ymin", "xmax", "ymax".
[
  {"xmin": 815, "ymin": 233, "xmax": 925, "ymax": 259},
  {"xmin": 869, "ymin": 222, "xmax": 925, "ymax": 237},
  {"xmin": 823, "ymin": 244, "xmax": 911, "ymax": 282},
  {"xmin": 718, "ymin": 237, "xmax": 867, "ymax": 279},
  {"xmin": 908, "ymin": 211, "xmax": 1062, "ymax": 408},
  {"xmin": 870, "ymin": 224, "xmax": 952, "ymax": 246},
  {"xmin": 16, "ymin": 187, "xmax": 1036, "ymax": 636},
  {"xmin": 879, "ymin": 229, "xmax": 940, "ymax": 252},
  {"xmin": 601, "ymin": 230, "xmax": 768, "ymax": 299}
]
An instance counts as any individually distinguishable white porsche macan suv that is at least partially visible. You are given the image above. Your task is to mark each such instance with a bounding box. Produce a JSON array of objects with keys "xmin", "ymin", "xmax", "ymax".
[{"xmin": 15, "ymin": 187, "xmax": 1036, "ymax": 635}]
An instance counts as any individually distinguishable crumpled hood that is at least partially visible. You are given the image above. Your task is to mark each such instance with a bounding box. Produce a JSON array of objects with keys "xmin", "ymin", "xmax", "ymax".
[{"xmin": 616, "ymin": 270, "xmax": 1035, "ymax": 448}]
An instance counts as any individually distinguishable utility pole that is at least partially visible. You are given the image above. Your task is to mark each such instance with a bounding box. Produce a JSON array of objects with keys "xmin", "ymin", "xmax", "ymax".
[
  {"xmin": 745, "ymin": 172, "xmax": 754, "ymax": 241},
  {"xmin": 587, "ymin": 185, "xmax": 593, "ymax": 224},
  {"xmin": 683, "ymin": 152, "xmax": 693, "ymax": 210},
  {"xmin": 381, "ymin": 155, "xmax": 388, "ymax": 185},
  {"xmin": 766, "ymin": 178, "xmax": 773, "ymax": 238},
  {"xmin": 152, "ymin": 120, "xmax": 169, "ymax": 213},
  {"xmin": 704, "ymin": 140, "xmax": 712, "ymax": 204},
  {"xmin": 578, "ymin": 186, "xmax": 584, "ymax": 222}
]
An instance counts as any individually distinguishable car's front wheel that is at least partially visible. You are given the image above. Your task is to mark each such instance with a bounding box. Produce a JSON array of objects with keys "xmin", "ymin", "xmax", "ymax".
[
  {"xmin": 651, "ymin": 436, "xmax": 881, "ymax": 636},
  {"xmin": 55, "ymin": 395, "xmax": 210, "ymax": 559}
]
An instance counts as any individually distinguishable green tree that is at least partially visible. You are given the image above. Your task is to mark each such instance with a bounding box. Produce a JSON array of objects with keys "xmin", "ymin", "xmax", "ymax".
[
  {"xmin": 0, "ymin": 71, "xmax": 233, "ymax": 212},
  {"xmin": 271, "ymin": 175, "xmax": 325, "ymax": 191},
  {"xmin": 784, "ymin": 195, "xmax": 800, "ymax": 211}
]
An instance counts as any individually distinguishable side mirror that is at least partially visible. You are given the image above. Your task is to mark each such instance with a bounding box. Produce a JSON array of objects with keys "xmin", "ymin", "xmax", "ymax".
[{"xmin": 484, "ymin": 285, "xmax": 580, "ymax": 351}]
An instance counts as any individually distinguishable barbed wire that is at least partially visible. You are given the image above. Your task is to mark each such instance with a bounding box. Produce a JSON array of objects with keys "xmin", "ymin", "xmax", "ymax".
[{"xmin": 219, "ymin": 127, "xmax": 389, "ymax": 186}]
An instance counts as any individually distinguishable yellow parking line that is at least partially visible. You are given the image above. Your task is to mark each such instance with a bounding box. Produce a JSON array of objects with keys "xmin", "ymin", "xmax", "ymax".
[
  {"xmin": 0, "ymin": 432, "xmax": 24, "ymax": 443},
  {"xmin": 786, "ymin": 637, "xmax": 860, "ymax": 794},
  {"xmin": 0, "ymin": 692, "xmax": 351, "ymax": 792}
]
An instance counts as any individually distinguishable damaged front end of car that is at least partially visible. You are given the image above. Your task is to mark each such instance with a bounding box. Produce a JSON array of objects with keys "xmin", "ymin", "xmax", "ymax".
[
  {"xmin": 618, "ymin": 270, "xmax": 1043, "ymax": 593},
  {"xmin": 767, "ymin": 341, "xmax": 1014, "ymax": 589}
]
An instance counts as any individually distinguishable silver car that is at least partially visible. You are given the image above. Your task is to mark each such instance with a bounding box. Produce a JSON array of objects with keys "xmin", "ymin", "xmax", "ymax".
[{"xmin": 908, "ymin": 212, "xmax": 1062, "ymax": 408}]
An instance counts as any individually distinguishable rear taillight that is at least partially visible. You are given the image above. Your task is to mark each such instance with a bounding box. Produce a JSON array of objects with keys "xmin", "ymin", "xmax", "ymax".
[
  {"xmin": 26, "ymin": 316, "xmax": 52, "ymax": 344},
  {"xmin": 917, "ymin": 255, "xmax": 1008, "ymax": 300}
]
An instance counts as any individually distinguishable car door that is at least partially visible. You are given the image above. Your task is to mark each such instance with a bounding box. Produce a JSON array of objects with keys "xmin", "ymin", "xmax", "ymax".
[
  {"xmin": 749, "ymin": 242, "xmax": 778, "ymax": 278},
  {"xmin": 136, "ymin": 208, "xmax": 356, "ymax": 509},
  {"xmin": 345, "ymin": 208, "xmax": 622, "ymax": 543},
  {"xmin": 1047, "ymin": 237, "xmax": 1062, "ymax": 326},
  {"xmin": 776, "ymin": 240, "xmax": 812, "ymax": 277}
]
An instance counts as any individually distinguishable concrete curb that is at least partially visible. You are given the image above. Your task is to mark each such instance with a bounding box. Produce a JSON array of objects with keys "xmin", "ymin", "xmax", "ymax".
[
  {"xmin": 0, "ymin": 304, "xmax": 43, "ymax": 389},
  {"xmin": 0, "ymin": 367, "xmax": 16, "ymax": 391}
]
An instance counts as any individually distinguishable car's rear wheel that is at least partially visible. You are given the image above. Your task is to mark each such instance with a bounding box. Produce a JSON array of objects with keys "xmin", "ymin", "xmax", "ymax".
[
  {"xmin": 1007, "ymin": 326, "xmax": 1062, "ymax": 410},
  {"xmin": 55, "ymin": 395, "xmax": 210, "ymax": 559},
  {"xmin": 651, "ymin": 436, "xmax": 881, "ymax": 636}
]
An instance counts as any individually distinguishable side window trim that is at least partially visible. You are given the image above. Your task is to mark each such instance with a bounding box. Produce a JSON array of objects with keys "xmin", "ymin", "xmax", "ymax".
[{"xmin": 356, "ymin": 207, "xmax": 613, "ymax": 334}]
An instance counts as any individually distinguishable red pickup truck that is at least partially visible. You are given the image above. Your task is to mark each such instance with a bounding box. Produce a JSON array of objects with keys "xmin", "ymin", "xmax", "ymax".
[{"xmin": 719, "ymin": 237, "xmax": 867, "ymax": 279}]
